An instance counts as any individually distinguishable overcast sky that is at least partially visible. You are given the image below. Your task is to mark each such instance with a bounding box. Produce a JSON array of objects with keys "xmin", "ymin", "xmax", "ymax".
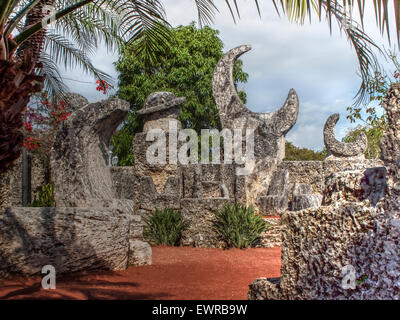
[{"xmin": 59, "ymin": 0, "xmax": 396, "ymax": 151}]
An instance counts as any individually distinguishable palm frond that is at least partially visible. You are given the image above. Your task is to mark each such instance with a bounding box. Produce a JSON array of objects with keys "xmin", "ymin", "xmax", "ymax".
[
  {"xmin": 38, "ymin": 52, "xmax": 70, "ymax": 103},
  {"xmin": 54, "ymin": 1, "xmax": 122, "ymax": 53},
  {"xmin": 224, "ymin": 0, "xmax": 260, "ymax": 22},
  {"xmin": 44, "ymin": 32, "xmax": 112, "ymax": 83},
  {"xmin": 194, "ymin": 0, "xmax": 218, "ymax": 27},
  {"xmin": 94, "ymin": 0, "xmax": 172, "ymax": 64},
  {"xmin": 328, "ymin": 4, "xmax": 383, "ymax": 106},
  {"xmin": 273, "ymin": 1, "xmax": 400, "ymax": 45},
  {"xmin": 271, "ymin": 1, "xmax": 383, "ymax": 106},
  {"xmin": 5, "ymin": 0, "xmax": 40, "ymax": 37}
]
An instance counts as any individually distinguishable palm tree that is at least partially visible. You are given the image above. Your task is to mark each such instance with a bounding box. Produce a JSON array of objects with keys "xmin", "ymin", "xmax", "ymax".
[
  {"xmin": 0, "ymin": 0, "xmax": 171, "ymax": 173},
  {"xmin": 1, "ymin": 0, "xmax": 400, "ymax": 174}
]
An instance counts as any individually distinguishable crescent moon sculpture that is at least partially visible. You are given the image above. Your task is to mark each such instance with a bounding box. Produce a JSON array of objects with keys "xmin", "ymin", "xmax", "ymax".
[
  {"xmin": 212, "ymin": 45, "xmax": 299, "ymax": 161},
  {"xmin": 323, "ymin": 113, "xmax": 368, "ymax": 158}
]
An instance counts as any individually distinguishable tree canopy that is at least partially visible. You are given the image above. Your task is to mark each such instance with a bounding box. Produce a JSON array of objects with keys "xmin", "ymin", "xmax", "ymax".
[{"xmin": 284, "ymin": 141, "xmax": 326, "ymax": 161}]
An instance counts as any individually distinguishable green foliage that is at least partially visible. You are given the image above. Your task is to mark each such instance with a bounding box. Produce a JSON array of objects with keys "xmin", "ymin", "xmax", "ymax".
[
  {"xmin": 113, "ymin": 23, "xmax": 248, "ymax": 165},
  {"xmin": 346, "ymin": 70, "xmax": 388, "ymax": 128},
  {"xmin": 357, "ymin": 274, "xmax": 368, "ymax": 286},
  {"xmin": 111, "ymin": 114, "xmax": 136, "ymax": 166},
  {"xmin": 143, "ymin": 208, "xmax": 188, "ymax": 246},
  {"xmin": 345, "ymin": 49, "xmax": 400, "ymax": 130},
  {"xmin": 284, "ymin": 141, "xmax": 326, "ymax": 161},
  {"xmin": 213, "ymin": 203, "xmax": 268, "ymax": 249},
  {"xmin": 342, "ymin": 123, "xmax": 385, "ymax": 159},
  {"xmin": 344, "ymin": 50, "xmax": 400, "ymax": 159},
  {"xmin": 29, "ymin": 183, "xmax": 55, "ymax": 207}
]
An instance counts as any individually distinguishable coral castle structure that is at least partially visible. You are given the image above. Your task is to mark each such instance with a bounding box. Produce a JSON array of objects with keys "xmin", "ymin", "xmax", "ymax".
[{"xmin": 0, "ymin": 46, "xmax": 398, "ymax": 299}]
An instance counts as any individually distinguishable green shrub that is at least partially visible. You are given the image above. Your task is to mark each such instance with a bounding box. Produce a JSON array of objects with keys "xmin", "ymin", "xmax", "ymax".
[
  {"xmin": 214, "ymin": 203, "xmax": 268, "ymax": 249},
  {"xmin": 143, "ymin": 208, "xmax": 188, "ymax": 246},
  {"xmin": 29, "ymin": 183, "xmax": 55, "ymax": 207}
]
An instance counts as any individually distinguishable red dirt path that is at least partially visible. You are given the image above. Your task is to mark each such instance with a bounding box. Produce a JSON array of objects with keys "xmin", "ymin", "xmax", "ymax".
[{"xmin": 0, "ymin": 246, "xmax": 281, "ymax": 300}]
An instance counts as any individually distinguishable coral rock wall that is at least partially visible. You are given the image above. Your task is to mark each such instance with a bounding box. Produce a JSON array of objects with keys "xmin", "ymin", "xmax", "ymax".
[{"xmin": 249, "ymin": 85, "xmax": 400, "ymax": 300}]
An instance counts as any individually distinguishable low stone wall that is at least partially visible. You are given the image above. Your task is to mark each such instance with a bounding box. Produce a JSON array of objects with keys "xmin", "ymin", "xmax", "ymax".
[
  {"xmin": 111, "ymin": 167, "xmax": 137, "ymax": 201},
  {"xmin": 279, "ymin": 161, "xmax": 324, "ymax": 194},
  {"xmin": 180, "ymin": 200, "xmax": 282, "ymax": 249},
  {"xmin": 280, "ymin": 159, "xmax": 383, "ymax": 196},
  {"xmin": 180, "ymin": 198, "xmax": 233, "ymax": 248},
  {"xmin": 0, "ymin": 154, "xmax": 49, "ymax": 208},
  {"xmin": 0, "ymin": 206, "xmax": 150, "ymax": 278}
]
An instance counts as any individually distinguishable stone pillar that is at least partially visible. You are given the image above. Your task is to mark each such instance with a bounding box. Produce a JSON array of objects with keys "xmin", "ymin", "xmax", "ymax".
[{"xmin": 133, "ymin": 92, "xmax": 186, "ymax": 210}]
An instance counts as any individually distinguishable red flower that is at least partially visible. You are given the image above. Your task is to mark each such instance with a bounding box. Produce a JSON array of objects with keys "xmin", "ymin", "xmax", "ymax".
[
  {"xmin": 96, "ymin": 79, "xmax": 110, "ymax": 94},
  {"xmin": 25, "ymin": 122, "xmax": 32, "ymax": 132},
  {"xmin": 24, "ymin": 137, "xmax": 41, "ymax": 151}
]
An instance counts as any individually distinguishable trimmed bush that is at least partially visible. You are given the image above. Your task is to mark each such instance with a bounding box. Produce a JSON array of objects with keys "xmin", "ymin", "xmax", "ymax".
[
  {"xmin": 143, "ymin": 208, "xmax": 188, "ymax": 246},
  {"xmin": 214, "ymin": 203, "xmax": 268, "ymax": 249},
  {"xmin": 29, "ymin": 183, "xmax": 55, "ymax": 207}
]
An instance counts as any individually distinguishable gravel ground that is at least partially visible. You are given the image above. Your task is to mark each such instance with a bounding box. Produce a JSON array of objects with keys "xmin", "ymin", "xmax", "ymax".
[{"xmin": 0, "ymin": 246, "xmax": 281, "ymax": 300}]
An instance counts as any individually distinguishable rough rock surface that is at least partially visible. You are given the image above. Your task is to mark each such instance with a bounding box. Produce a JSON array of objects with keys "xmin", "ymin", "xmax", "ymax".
[
  {"xmin": 0, "ymin": 207, "xmax": 132, "ymax": 277},
  {"xmin": 249, "ymin": 85, "xmax": 400, "ymax": 300},
  {"xmin": 380, "ymin": 85, "xmax": 400, "ymax": 214},
  {"xmin": 348, "ymin": 84, "xmax": 400, "ymax": 300},
  {"xmin": 182, "ymin": 164, "xmax": 235, "ymax": 199},
  {"xmin": 133, "ymin": 91, "xmax": 185, "ymax": 195},
  {"xmin": 129, "ymin": 240, "xmax": 152, "ymax": 266},
  {"xmin": 212, "ymin": 45, "xmax": 298, "ymax": 162},
  {"xmin": 61, "ymin": 92, "xmax": 90, "ymax": 113},
  {"xmin": 324, "ymin": 113, "xmax": 367, "ymax": 159},
  {"xmin": 291, "ymin": 195, "xmax": 322, "ymax": 211},
  {"xmin": 248, "ymin": 277, "xmax": 283, "ymax": 300},
  {"xmin": 249, "ymin": 203, "xmax": 378, "ymax": 300},
  {"xmin": 181, "ymin": 198, "xmax": 233, "ymax": 248},
  {"xmin": 0, "ymin": 154, "xmax": 50, "ymax": 208},
  {"xmin": 291, "ymin": 183, "xmax": 322, "ymax": 211},
  {"xmin": 257, "ymin": 217, "xmax": 282, "ymax": 248},
  {"xmin": 137, "ymin": 91, "xmax": 185, "ymax": 117},
  {"xmin": 51, "ymin": 96, "xmax": 130, "ymax": 206},
  {"xmin": 257, "ymin": 169, "xmax": 290, "ymax": 215},
  {"xmin": 324, "ymin": 168, "xmax": 386, "ymax": 207},
  {"xmin": 138, "ymin": 175, "xmax": 181, "ymax": 211},
  {"xmin": 133, "ymin": 132, "xmax": 181, "ymax": 194},
  {"xmin": 111, "ymin": 167, "xmax": 137, "ymax": 201},
  {"xmin": 280, "ymin": 160, "xmax": 383, "ymax": 196},
  {"xmin": 212, "ymin": 45, "xmax": 298, "ymax": 207}
]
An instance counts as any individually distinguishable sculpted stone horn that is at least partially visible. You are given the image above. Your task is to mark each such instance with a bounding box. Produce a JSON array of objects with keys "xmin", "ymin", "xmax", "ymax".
[
  {"xmin": 323, "ymin": 113, "xmax": 368, "ymax": 158},
  {"xmin": 212, "ymin": 45, "xmax": 252, "ymax": 127},
  {"xmin": 268, "ymin": 88, "xmax": 299, "ymax": 135}
]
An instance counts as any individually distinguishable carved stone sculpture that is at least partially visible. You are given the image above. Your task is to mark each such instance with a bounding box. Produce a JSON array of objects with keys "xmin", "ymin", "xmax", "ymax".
[
  {"xmin": 212, "ymin": 45, "xmax": 299, "ymax": 161},
  {"xmin": 137, "ymin": 91, "xmax": 186, "ymax": 133},
  {"xmin": 212, "ymin": 45, "xmax": 299, "ymax": 208},
  {"xmin": 134, "ymin": 91, "xmax": 186, "ymax": 193},
  {"xmin": 0, "ymin": 207, "xmax": 131, "ymax": 277},
  {"xmin": 324, "ymin": 113, "xmax": 367, "ymax": 159},
  {"xmin": 51, "ymin": 95, "xmax": 130, "ymax": 206}
]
